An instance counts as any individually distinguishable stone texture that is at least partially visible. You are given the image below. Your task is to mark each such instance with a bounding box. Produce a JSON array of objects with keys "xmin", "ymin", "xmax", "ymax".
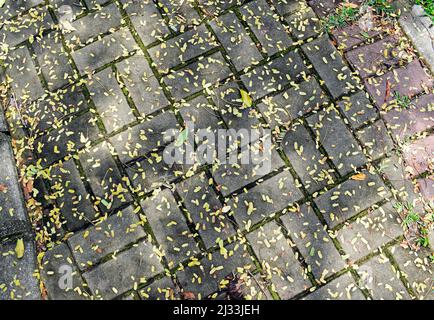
[
  {"xmin": 356, "ymin": 120, "xmax": 394, "ymax": 160},
  {"xmin": 158, "ymin": 0, "xmax": 201, "ymax": 32},
  {"xmin": 285, "ymin": 5, "xmax": 320, "ymax": 40},
  {"xmin": 138, "ymin": 276, "xmax": 177, "ymax": 300},
  {"xmin": 331, "ymin": 23, "xmax": 382, "ymax": 51},
  {"xmin": 0, "ymin": 0, "xmax": 44, "ymax": 21},
  {"xmin": 402, "ymin": 135, "xmax": 434, "ymax": 176},
  {"xmin": 417, "ymin": 176, "xmax": 433, "ymax": 202},
  {"xmin": 304, "ymin": 272, "xmax": 365, "ymax": 300},
  {"xmin": 338, "ymin": 91, "xmax": 378, "ymax": 129}
]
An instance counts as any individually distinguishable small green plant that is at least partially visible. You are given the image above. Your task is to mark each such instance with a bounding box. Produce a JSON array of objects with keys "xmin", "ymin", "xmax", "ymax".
[
  {"xmin": 415, "ymin": 0, "xmax": 434, "ymax": 22},
  {"xmin": 324, "ymin": 5, "xmax": 359, "ymax": 30},
  {"xmin": 393, "ymin": 91, "xmax": 411, "ymax": 109},
  {"xmin": 367, "ymin": 0, "xmax": 396, "ymax": 16}
]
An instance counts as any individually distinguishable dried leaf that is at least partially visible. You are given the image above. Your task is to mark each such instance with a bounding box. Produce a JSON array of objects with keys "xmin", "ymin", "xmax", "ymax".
[
  {"xmin": 15, "ymin": 238, "xmax": 24, "ymax": 259},
  {"xmin": 181, "ymin": 291, "xmax": 196, "ymax": 300},
  {"xmin": 385, "ymin": 80, "xmax": 391, "ymax": 102},
  {"xmin": 240, "ymin": 89, "xmax": 252, "ymax": 108},
  {"xmin": 350, "ymin": 173, "xmax": 367, "ymax": 181}
]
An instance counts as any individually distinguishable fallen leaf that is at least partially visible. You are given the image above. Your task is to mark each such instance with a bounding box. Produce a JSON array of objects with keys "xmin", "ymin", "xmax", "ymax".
[
  {"xmin": 0, "ymin": 0, "xmax": 5, "ymax": 8},
  {"xmin": 351, "ymin": 173, "xmax": 367, "ymax": 181},
  {"xmin": 240, "ymin": 89, "xmax": 252, "ymax": 108},
  {"xmin": 180, "ymin": 291, "xmax": 196, "ymax": 300},
  {"xmin": 0, "ymin": 183, "xmax": 8, "ymax": 192},
  {"xmin": 384, "ymin": 80, "xmax": 391, "ymax": 101},
  {"xmin": 15, "ymin": 238, "xmax": 24, "ymax": 259},
  {"xmin": 175, "ymin": 128, "xmax": 189, "ymax": 147}
]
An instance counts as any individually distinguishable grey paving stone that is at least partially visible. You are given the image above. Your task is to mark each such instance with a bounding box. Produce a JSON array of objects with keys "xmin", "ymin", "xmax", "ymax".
[
  {"xmin": 83, "ymin": 240, "xmax": 163, "ymax": 299},
  {"xmin": 307, "ymin": 106, "xmax": 367, "ymax": 176},
  {"xmin": 149, "ymin": 25, "xmax": 218, "ymax": 74},
  {"xmin": 0, "ymin": 7, "xmax": 54, "ymax": 48},
  {"xmin": 79, "ymin": 141, "xmax": 132, "ymax": 213},
  {"xmin": 331, "ymin": 22, "xmax": 382, "ymax": 51},
  {"xmin": 41, "ymin": 243, "xmax": 89, "ymax": 300},
  {"xmin": 389, "ymin": 245, "xmax": 433, "ymax": 300},
  {"xmin": 247, "ymin": 221, "xmax": 310, "ymax": 299},
  {"xmin": 198, "ymin": 0, "xmax": 242, "ymax": 15},
  {"xmin": 139, "ymin": 276, "xmax": 177, "ymax": 300},
  {"xmin": 120, "ymin": 0, "xmax": 169, "ymax": 45},
  {"xmin": 87, "ymin": 68, "xmax": 135, "ymax": 133},
  {"xmin": 110, "ymin": 110, "xmax": 180, "ymax": 163},
  {"xmin": 211, "ymin": 142, "xmax": 285, "ymax": 196},
  {"xmin": 0, "ymin": 108, "xmax": 7, "ymax": 132},
  {"xmin": 49, "ymin": 159, "xmax": 98, "ymax": 231},
  {"xmin": 282, "ymin": 122, "xmax": 335, "ymax": 193},
  {"xmin": 176, "ymin": 241, "xmax": 255, "ymax": 299},
  {"xmin": 269, "ymin": 0, "xmax": 306, "ymax": 16},
  {"xmin": 34, "ymin": 111, "xmax": 101, "ymax": 166},
  {"xmin": 72, "ymin": 28, "xmax": 138, "ymax": 74},
  {"xmin": 228, "ymin": 170, "xmax": 304, "ymax": 229},
  {"xmin": 315, "ymin": 171, "xmax": 390, "ymax": 228},
  {"xmin": 281, "ymin": 204, "xmax": 345, "ymax": 279},
  {"xmin": 241, "ymin": 50, "xmax": 308, "ymax": 100},
  {"xmin": 0, "ymin": 0, "xmax": 44, "ymax": 21},
  {"xmin": 158, "ymin": 0, "xmax": 201, "ymax": 32},
  {"xmin": 33, "ymin": 31, "xmax": 74, "ymax": 91},
  {"xmin": 164, "ymin": 51, "xmax": 232, "ymax": 100},
  {"xmin": 382, "ymin": 93, "xmax": 434, "ymax": 141},
  {"xmin": 304, "ymin": 272, "xmax": 365, "ymax": 300},
  {"xmin": 209, "ymin": 11, "xmax": 262, "ymax": 71},
  {"xmin": 178, "ymin": 95, "xmax": 224, "ymax": 132},
  {"xmin": 0, "ymin": 133, "xmax": 31, "ymax": 237},
  {"xmin": 356, "ymin": 120, "xmax": 394, "ymax": 160},
  {"xmin": 176, "ymin": 172, "xmax": 235, "ymax": 249},
  {"xmin": 65, "ymin": 3, "xmax": 123, "ymax": 49},
  {"xmin": 50, "ymin": 0, "xmax": 86, "ymax": 20},
  {"xmin": 140, "ymin": 189, "xmax": 199, "ymax": 267},
  {"xmin": 240, "ymin": 0, "xmax": 292, "ymax": 56},
  {"xmin": 357, "ymin": 253, "xmax": 410, "ymax": 300},
  {"xmin": 242, "ymin": 273, "xmax": 273, "ymax": 300},
  {"xmin": 338, "ymin": 91, "xmax": 378, "ymax": 129},
  {"xmin": 117, "ymin": 54, "xmax": 169, "ymax": 116},
  {"xmin": 69, "ymin": 206, "xmax": 146, "ymax": 270},
  {"xmin": 337, "ymin": 202, "xmax": 402, "ymax": 262},
  {"xmin": 7, "ymin": 46, "xmax": 45, "ymax": 103},
  {"xmin": 365, "ymin": 60, "xmax": 433, "ymax": 108},
  {"xmin": 26, "ymin": 87, "xmax": 89, "ymax": 133},
  {"xmin": 257, "ymin": 77, "xmax": 328, "ymax": 131},
  {"xmin": 302, "ymin": 35, "xmax": 357, "ymax": 98},
  {"xmin": 285, "ymin": 5, "xmax": 320, "ymax": 40},
  {"xmin": 83, "ymin": 0, "xmax": 107, "ymax": 9}
]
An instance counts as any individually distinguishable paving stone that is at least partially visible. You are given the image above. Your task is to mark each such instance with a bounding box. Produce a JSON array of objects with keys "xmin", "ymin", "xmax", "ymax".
[
  {"xmin": 72, "ymin": 28, "xmax": 138, "ymax": 74},
  {"xmin": 83, "ymin": 0, "xmax": 107, "ymax": 10},
  {"xmin": 178, "ymin": 95, "xmax": 224, "ymax": 132},
  {"xmin": 34, "ymin": 111, "xmax": 101, "ymax": 166},
  {"xmin": 0, "ymin": 108, "xmax": 7, "ymax": 132},
  {"xmin": 41, "ymin": 243, "xmax": 89, "ymax": 300},
  {"xmin": 285, "ymin": 5, "xmax": 320, "ymax": 40},
  {"xmin": 69, "ymin": 206, "xmax": 146, "ymax": 270},
  {"xmin": 302, "ymin": 35, "xmax": 357, "ymax": 99},
  {"xmin": 357, "ymin": 253, "xmax": 410, "ymax": 300},
  {"xmin": 331, "ymin": 22, "xmax": 382, "ymax": 51},
  {"xmin": 315, "ymin": 171, "xmax": 390, "ymax": 228},
  {"xmin": 338, "ymin": 91, "xmax": 378, "ymax": 129},
  {"xmin": 65, "ymin": 3, "xmax": 123, "ymax": 48},
  {"xmin": 282, "ymin": 122, "xmax": 335, "ymax": 193},
  {"xmin": 79, "ymin": 141, "xmax": 132, "ymax": 213},
  {"xmin": 0, "ymin": 133, "xmax": 30, "ymax": 237},
  {"xmin": 49, "ymin": 159, "xmax": 98, "ymax": 231},
  {"xmin": 304, "ymin": 272, "xmax": 365, "ymax": 300},
  {"xmin": 240, "ymin": 0, "xmax": 292, "ymax": 56},
  {"xmin": 382, "ymin": 93, "xmax": 434, "ymax": 141},
  {"xmin": 0, "ymin": 0, "xmax": 44, "ymax": 21},
  {"xmin": 120, "ymin": 0, "xmax": 169, "ymax": 45},
  {"xmin": 0, "ymin": 240, "xmax": 41, "ymax": 300},
  {"xmin": 87, "ymin": 68, "xmax": 135, "ymax": 133},
  {"xmin": 50, "ymin": 0, "xmax": 86, "ymax": 20},
  {"xmin": 140, "ymin": 189, "xmax": 198, "ymax": 267},
  {"xmin": 198, "ymin": 0, "xmax": 242, "ymax": 15},
  {"xmin": 389, "ymin": 245, "xmax": 433, "ymax": 300},
  {"xmin": 110, "ymin": 110, "xmax": 180, "ymax": 163},
  {"xmin": 417, "ymin": 176, "xmax": 433, "ymax": 202},
  {"xmin": 149, "ymin": 25, "xmax": 218, "ymax": 74},
  {"xmin": 209, "ymin": 11, "xmax": 262, "ymax": 71},
  {"xmin": 117, "ymin": 54, "xmax": 169, "ymax": 116},
  {"xmin": 0, "ymin": 7, "xmax": 54, "ymax": 48},
  {"xmin": 281, "ymin": 204, "xmax": 345, "ymax": 280},
  {"xmin": 138, "ymin": 276, "xmax": 177, "ymax": 300},
  {"xmin": 365, "ymin": 60, "xmax": 433, "ymax": 108},
  {"xmin": 402, "ymin": 135, "xmax": 434, "ymax": 176},
  {"xmin": 211, "ymin": 142, "xmax": 285, "ymax": 196},
  {"xmin": 33, "ymin": 31, "xmax": 74, "ymax": 91},
  {"xmin": 26, "ymin": 87, "xmax": 89, "ymax": 133},
  {"xmin": 176, "ymin": 172, "xmax": 235, "ymax": 248},
  {"xmin": 241, "ymin": 50, "xmax": 308, "ymax": 100},
  {"xmin": 307, "ymin": 106, "xmax": 367, "ymax": 176},
  {"xmin": 247, "ymin": 221, "xmax": 310, "ymax": 299},
  {"xmin": 7, "ymin": 46, "xmax": 45, "ymax": 103},
  {"xmin": 307, "ymin": 0, "xmax": 362, "ymax": 18},
  {"xmin": 176, "ymin": 241, "xmax": 255, "ymax": 299},
  {"xmin": 164, "ymin": 51, "xmax": 232, "ymax": 100},
  {"xmin": 228, "ymin": 170, "xmax": 303, "ymax": 229},
  {"xmin": 257, "ymin": 77, "xmax": 328, "ymax": 131},
  {"xmin": 241, "ymin": 273, "xmax": 273, "ymax": 300},
  {"xmin": 356, "ymin": 120, "xmax": 394, "ymax": 160},
  {"xmin": 337, "ymin": 202, "xmax": 402, "ymax": 262},
  {"xmin": 158, "ymin": 0, "xmax": 201, "ymax": 32},
  {"xmin": 346, "ymin": 36, "xmax": 400, "ymax": 79},
  {"xmin": 269, "ymin": 0, "xmax": 306, "ymax": 16},
  {"xmin": 83, "ymin": 241, "xmax": 163, "ymax": 299}
]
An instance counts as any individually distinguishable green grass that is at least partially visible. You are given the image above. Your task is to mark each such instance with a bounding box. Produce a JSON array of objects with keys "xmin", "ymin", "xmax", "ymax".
[
  {"xmin": 415, "ymin": 0, "xmax": 434, "ymax": 21},
  {"xmin": 324, "ymin": 6, "xmax": 359, "ymax": 30}
]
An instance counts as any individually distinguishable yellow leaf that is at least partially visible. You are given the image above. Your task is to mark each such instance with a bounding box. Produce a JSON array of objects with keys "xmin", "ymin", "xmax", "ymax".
[
  {"xmin": 240, "ymin": 89, "xmax": 252, "ymax": 108},
  {"xmin": 15, "ymin": 238, "xmax": 24, "ymax": 259},
  {"xmin": 350, "ymin": 173, "xmax": 367, "ymax": 181}
]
